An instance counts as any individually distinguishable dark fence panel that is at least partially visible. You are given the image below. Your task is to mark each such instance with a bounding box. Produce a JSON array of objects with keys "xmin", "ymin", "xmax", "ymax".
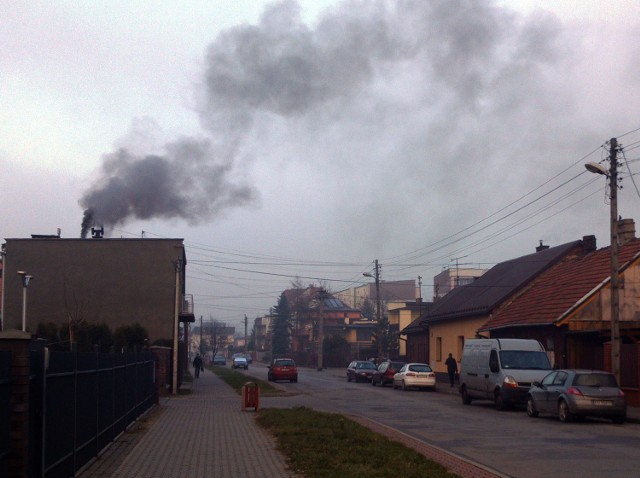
[
  {"xmin": 0, "ymin": 351, "xmax": 11, "ymax": 478},
  {"xmin": 43, "ymin": 350, "xmax": 156, "ymax": 478}
]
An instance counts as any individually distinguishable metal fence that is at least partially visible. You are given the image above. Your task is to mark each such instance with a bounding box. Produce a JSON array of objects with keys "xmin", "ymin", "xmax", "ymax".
[
  {"xmin": 31, "ymin": 349, "xmax": 156, "ymax": 478},
  {"xmin": 0, "ymin": 351, "xmax": 12, "ymax": 478}
]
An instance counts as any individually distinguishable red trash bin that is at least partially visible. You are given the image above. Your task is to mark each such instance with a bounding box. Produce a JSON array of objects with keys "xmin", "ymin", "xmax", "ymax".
[{"xmin": 241, "ymin": 382, "xmax": 260, "ymax": 411}]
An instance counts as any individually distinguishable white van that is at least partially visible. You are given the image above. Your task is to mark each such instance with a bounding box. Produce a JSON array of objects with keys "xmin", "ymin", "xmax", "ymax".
[{"xmin": 459, "ymin": 338, "xmax": 552, "ymax": 410}]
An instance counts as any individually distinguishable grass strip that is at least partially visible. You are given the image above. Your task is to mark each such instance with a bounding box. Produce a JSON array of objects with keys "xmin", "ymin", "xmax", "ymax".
[
  {"xmin": 207, "ymin": 364, "xmax": 284, "ymax": 396},
  {"xmin": 256, "ymin": 407, "xmax": 459, "ymax": 478}
]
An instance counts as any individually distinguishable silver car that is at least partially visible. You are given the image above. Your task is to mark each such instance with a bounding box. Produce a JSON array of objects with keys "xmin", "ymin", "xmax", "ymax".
[{"xmin": 527, "ymin": 369, "xmax": 626, "ymax": 423}]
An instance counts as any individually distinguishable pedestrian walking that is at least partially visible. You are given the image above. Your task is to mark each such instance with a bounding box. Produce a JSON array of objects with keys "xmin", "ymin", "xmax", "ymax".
[
  {"xmin": 445, "ymin": 353, "xmax": 458, "ymax": 387},
  {"xmin": 193, "ymin": 353, "xmax": 203, "ymax": 378}
]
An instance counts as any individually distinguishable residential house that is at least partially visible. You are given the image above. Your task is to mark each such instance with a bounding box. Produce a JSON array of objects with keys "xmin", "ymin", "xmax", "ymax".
[
  {"xmin": 402, "ymin": 238, "xmax": 589, "ymax": 376},
  {"xmin": 283, "ymin": 286, "xmax": 366, "ymax": 366},
  {"xmin": 1, "ymin": 236, "xmax": 193, "ymax": 344},
  {"xmin": 387, "ymin": 299, "xmax": 432, "ymax": 359},
  {"xmin": 480, "ymin": 221, "xmax": 640, "ymax": 404}
]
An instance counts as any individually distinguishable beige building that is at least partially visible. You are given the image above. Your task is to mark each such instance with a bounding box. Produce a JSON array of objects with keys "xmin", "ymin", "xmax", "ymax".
[
  {"xmin": 387, "ymin": 300, "xmax": 430, "ymax": 358},
  {"xmin": 336, "ymin": 280, "xmax": 417, "ymax": 309},
  {"xmin": 433, "ymin": 267, "xmax": 487, "ymax": 301},
  {"xmin": 1, "ymin": 237, "xmax": 190, "ymax": 344}
]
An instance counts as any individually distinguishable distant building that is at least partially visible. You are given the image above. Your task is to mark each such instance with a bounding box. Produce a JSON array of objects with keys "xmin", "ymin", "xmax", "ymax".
[
  {"xmin": 335, "ymin": 280, "xmax": 417, "ymax": 309},
  {"xmin": 433, "ymin": 267, "xmax": 487, "ymax": 301}
]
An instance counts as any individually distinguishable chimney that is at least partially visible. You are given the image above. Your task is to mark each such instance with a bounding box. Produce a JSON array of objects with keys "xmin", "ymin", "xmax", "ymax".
[
  {"xmin": 536, "ymin": 240, "xmax": 549, "ymax": 252},
  {"xmin": 618, "ymin": 218, "xmax": 636, "ymax": 245},
  {"xmin": 91, "ymin": 227, "xmax": 104, "ymax": 239},
  {"xmin": 582, "ymin": 235, "xmax": 597, "ymax": 253}
]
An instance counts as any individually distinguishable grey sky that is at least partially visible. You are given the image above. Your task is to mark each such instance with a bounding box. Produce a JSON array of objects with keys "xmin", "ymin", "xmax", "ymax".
[{"xmin": 2, "ymin": 1, "xmax": 640, "ymax": 328}]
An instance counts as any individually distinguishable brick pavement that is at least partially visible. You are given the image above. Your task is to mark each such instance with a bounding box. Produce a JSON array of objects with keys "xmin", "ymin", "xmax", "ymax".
[{"xmin": 78, "ymin": 369, "xmax": 300, "ymax": 478}]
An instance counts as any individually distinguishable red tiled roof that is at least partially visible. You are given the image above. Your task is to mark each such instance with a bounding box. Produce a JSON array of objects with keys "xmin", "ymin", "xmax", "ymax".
[{"xmin": 480, "ymin": 238, "xmax": 640, "ymax": 331}]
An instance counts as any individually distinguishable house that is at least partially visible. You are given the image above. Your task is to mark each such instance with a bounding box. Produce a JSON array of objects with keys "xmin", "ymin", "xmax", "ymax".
[
  {"xmin": 387, "ymin": 299, "xmax": 432, "ymax": 359},
  {"xmin": 1, "ymin": 236, "xmax": 192, "ymax": 344},
  {"xmin": 283, "ymin": 286, "xmax": 366, "ymax": 366},
  {"xmin": 480, "ymin": 221, "xmax": 640, "ymax": 404},
  {"xmin": 402, "ymin": 238, "xmax": 589, "ymax": 376}
]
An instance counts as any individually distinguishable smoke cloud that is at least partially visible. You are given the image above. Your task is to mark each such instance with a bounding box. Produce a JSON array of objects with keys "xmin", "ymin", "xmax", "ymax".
[{"xmin": 80, "ymin": 0, "xmax": 571, "ymax": 237}]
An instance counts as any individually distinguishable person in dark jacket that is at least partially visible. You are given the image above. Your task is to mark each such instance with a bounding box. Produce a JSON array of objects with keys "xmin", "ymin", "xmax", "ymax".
[
  {"xmin": 193, "ymin": 354, "xmax": 203, "ymax": 378},
  {"xmin": 445, "ymin": 353, "xmax": 458, "ymax": 387}
]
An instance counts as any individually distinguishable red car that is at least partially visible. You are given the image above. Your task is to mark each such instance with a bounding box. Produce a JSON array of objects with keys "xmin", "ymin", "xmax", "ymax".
[
  {"xmin": 268, "ymin": 358, "xmax": 298, "ymax": 383},
  {"xmin": 371, "ymin": 361, "xmax": 405, "ymax": 387}
]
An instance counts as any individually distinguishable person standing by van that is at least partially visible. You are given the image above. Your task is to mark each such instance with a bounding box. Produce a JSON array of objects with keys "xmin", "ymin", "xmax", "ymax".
[{"xmin": 445, "ymin": 353, "xmax": 458, "ymax": 387}]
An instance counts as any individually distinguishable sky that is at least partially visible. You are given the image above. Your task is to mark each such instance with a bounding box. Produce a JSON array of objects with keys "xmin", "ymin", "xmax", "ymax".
[{"xmin": 2, "ymin": 0, "xmax": 640, "ymax": 331}]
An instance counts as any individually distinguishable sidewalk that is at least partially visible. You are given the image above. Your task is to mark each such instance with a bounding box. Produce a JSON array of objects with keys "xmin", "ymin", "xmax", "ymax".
[{"xmin": 78, "ymin": 369, "xmax": 301, "ymax": 478}]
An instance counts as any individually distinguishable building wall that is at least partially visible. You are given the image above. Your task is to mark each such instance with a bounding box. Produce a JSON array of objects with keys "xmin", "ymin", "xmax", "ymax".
[
  {"xmin": 428, "ymin": 315, "xmax": 488, "ymax": 373},
  {"xmin": 388, "ymin": 301, "xmax": 425, "ymax": 358},
  {"xmin": 1, "ymin": 238, "xmax": 185, "ymax": 343}
]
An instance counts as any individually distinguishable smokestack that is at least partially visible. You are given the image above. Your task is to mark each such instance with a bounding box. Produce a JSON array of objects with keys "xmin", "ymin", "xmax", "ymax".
[
  {"xmin": 618, "ymin": 218, "xmax": 636, "ymax": 245},
  {"xmin": 536, "ymin": 240, "xmax": 549, "ymax": 252}
]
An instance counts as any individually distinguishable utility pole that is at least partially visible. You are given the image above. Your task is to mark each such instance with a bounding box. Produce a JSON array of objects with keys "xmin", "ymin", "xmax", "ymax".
[
  {"xmin": 199, "ymin": 315, "xmax": 203, "ymax": 355},
  {"xmin": 317, "ymin": 288, "xmax": 328, "ymax": 371},
  {"xmin": 585, "ymin": 138, "xmax": 621, "ymax": 384},
  {"xmin": 364, "ymin": 260, "xmax": 382, "ymax": 359},
  {"xmin": 244, "ymin": 314, "xmax": 248, "ymax": 352},
  {"xmin": 609, "ymin": 138, "xmax": 620, "ymax": 384}
]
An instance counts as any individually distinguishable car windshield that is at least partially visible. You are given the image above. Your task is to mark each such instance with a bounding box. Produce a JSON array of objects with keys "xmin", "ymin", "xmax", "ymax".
[
  {"xmin": 408, "ymin": 364, "xmax": 432, "ymax": 373},
  {"xmin": 499, "ymin": 351, "xmax": 551, "ymax": 370},
  {"xmin": 357, "ymin": 362, "xmax": 376, "ymax": 370},
  {"xmin": 574, "ymin": 373, "xmax": 618, "ymax": 388},
  {"xmin": 275, "ymin": 359, "xmax": 295, "ymax": 367}
]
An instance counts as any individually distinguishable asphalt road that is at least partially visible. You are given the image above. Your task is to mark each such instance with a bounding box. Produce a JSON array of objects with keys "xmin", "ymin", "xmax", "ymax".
[{"xmin": 240, "ymin": 362, "xmax": 640, "ymax": 478}]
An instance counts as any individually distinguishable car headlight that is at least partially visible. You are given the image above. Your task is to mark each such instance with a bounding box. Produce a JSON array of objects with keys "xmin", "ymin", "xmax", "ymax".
[{"xmin": 503, "ymin": 375, "xmax": 518, "ymax": 388}]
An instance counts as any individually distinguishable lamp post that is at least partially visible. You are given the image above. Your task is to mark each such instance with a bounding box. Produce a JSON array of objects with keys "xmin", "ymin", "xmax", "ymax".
[
  {"xmin": 585, "ymin": 137, "xmax": 620, "ymax": 383},
  {"xmin": 17, "ymin": 271, "xmax": 34, "ymax": 332}
]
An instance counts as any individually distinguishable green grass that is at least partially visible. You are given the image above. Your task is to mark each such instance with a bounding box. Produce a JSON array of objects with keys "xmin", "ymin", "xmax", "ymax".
[
  {"xmin": 256, "ymin": 407, "xmax": 459, "ymax": 478},
  {"xmin": 207, "ymin": 364, "xmax": 285, "ymax": 396}
]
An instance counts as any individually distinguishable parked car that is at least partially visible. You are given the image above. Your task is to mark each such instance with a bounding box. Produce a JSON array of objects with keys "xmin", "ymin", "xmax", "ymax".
[
  {"xmin": 213, "ymin": 354, "xmax": 226, "ymax": 366},
  {"xmin": 527, "ymin": 369, "xmax": 627, "ymax": 423},
  {"xmin": 346, "ymin": 360, "xmax": 377, "ymax": 382},
  {"xmin": 393, "ymin": 363, "xmax": 437, "ymax": 391},
  {"xmin": 268, "ymin": 358, "xmax": 298, "ymax": 382},
  {"xmin": 371, "ymin": 361, "xmax": 405, "ymax": 387},
  {"xmin": 232, "ymin": 356, "xmax": 249, "ymax": 369}
]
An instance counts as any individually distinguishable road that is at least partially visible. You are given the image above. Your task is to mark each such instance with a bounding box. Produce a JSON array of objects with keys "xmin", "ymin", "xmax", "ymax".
[{"xmin": 240, "ymin": 363, "xmax": 640, "ymax": 478}]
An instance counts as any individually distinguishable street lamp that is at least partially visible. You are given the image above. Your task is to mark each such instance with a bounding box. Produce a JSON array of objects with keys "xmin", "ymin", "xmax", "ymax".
[
  {"xmin": 585, "ymin": 137, "xmax": 620, "ymax": 383},
  {"xmin": 17, "ymin": 271, "xmax": 34, "ymax": 332}
]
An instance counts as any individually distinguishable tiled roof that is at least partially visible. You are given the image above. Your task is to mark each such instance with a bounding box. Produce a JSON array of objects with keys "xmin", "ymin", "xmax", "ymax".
[
  {"xmin": 480, "ymin": 238, "xmax": 640, "ymax": 331},
  {"xmin": 422, "ymin": 240, "xmax": 583, "ymax": 323}
]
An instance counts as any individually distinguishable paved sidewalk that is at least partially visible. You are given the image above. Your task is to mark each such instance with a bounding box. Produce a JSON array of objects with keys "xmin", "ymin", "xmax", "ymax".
[{"xmin": 79, "ymin": 369, "xmax": 300, "ymax": 478}]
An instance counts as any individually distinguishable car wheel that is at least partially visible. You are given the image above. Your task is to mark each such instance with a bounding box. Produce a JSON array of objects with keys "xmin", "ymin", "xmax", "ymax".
[
  {"xmin": 347, "ymin": 376, "xmax": 351, "ymax": 382},
  {"xmin": 294, "ymin": 377, "xmax": 298, "ymax": 383},
  {"xmin": 402, "ymin": 380, "xmax": 408, "ymax": 391},
  {"xmin": 267, "ymin": 373, "xmax": 272, "ymax": 381},
  {"xmin": 494, "ymin": 391, "xmax": 506, "ymax": 411},
  {"xmin": 558, "ymin": 400, "xmax": 574, "ymax": 422},
  {"xmin": 461, "ymin": 386, "xmax": 472, "ymax": 405},
  {"xmin": 371, "ymin": 378, "xmax": 376, "ymax": 386},
  {"xmin": 526, "ymin": 397, "xmax": 539, "ymax": 418}
]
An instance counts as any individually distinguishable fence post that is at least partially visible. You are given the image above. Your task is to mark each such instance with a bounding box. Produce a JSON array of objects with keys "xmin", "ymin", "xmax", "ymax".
[{"xmin": 0, "ymin": 330, "xmax": 33, "ymax": 478}]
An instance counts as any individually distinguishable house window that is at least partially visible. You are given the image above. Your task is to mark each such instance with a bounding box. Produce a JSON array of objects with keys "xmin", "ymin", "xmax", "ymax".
[
  {"xmin": 356, "ymin": 329, "xmax": 370, "ymax": 342},
  {"xmin": 436, "ymin": 337, "xmax": 442, "ymax": 362}
]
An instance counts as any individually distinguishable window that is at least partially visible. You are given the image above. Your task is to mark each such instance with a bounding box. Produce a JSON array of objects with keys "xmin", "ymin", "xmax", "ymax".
[
  {"xmin": 489, "ymin": 350, "xmax": 499, "ymax": 373},
  {"xmin": 436, "ymin": 337, "xmax": 442, "ymax": 362}
]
